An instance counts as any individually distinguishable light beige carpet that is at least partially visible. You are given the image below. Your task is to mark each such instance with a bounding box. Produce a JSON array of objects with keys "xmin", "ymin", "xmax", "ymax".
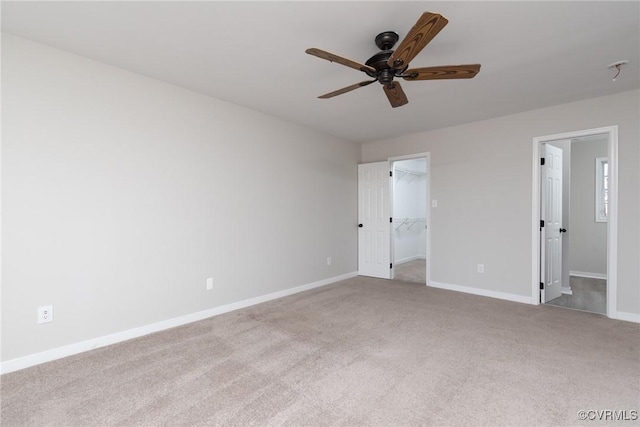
[{"xmin": 2, "ymin": 276, "xmax": 639, "ymax": 426}]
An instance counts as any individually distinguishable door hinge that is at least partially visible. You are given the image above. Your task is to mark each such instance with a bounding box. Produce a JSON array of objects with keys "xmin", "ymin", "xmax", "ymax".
[
  {"xmin": 389, "ymin": 171, "xmax": 393, "ymax": 177},
  {"xmin": 540, "ymin": 220, "xmax": 544, "ymax": 228},
  {"xmin": 540, "ymin": 282, "xmax": 544, "ymax": 290},
  {"xmin": 390, "ymin": 263, "xmax": 393, "ymax": 269},
  {"xmin": 390, "ymin": 217, "xmax": 392, "ymax": 223},
  {"xmin": 540, "ymin": 157, "xmax": 545, "ymax": 166}
]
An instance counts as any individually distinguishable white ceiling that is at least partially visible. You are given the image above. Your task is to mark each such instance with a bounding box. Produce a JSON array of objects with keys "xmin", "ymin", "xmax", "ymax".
[{"xmin": 2, "ymin": 1, "xmax": 639, "ymax": 143}]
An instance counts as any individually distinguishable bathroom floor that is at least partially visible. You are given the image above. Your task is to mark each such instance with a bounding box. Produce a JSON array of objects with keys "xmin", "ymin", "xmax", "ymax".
[{"xmin": 547, "ymin": 276, "xmax": 606, "ymax": 314}]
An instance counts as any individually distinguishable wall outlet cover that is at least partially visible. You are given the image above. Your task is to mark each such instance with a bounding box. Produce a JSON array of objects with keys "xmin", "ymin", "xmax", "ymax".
[{"xmin": 38, "ymin": 305, "xmax": 53, "ymax": 324}]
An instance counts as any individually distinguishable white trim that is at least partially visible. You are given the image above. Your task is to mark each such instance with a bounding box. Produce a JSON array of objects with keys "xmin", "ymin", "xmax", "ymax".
[
  {"xmin": 561, "ymin": 287, "xmax": 573, "ymax": 295},
  {"xmin": 395, "ymin": 255, "xmax": 426, "ymax": 265},
  {"xmin": 429, "ymin": 281, "xmax": 533, "ymax": 305},
  {"xmin": 531, "ymin": 139, "xmax": 541, "ymax": 305},
  {"xmin": 614, "ymin": 311, "xmax": 640, "ymax": 324},
  {"xmin": 388, "ymin": 153, "xmax": 431, "ymax": 162},
  {"xmin": 605, "ymin": 126, "xmax": 618, "ymax": 319},
  {"xmin": 570, "ymin": 271, "xmax": 607, "ymax": 280},
  {"xmin": 531, "ymin": 126, "xmax": 618, "ymax": 318},
  {"xmin": 0, "ymin": 271, "xmax": 357, "ymax": 375},
  {"xmin": 389, "ymin": 153, "xmax": 431, "ymax": 285}
]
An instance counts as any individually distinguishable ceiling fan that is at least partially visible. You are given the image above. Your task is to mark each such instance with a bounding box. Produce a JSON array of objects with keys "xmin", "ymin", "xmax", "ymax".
[{"xmin": 306, "ymin": 12, "xmax": 481, "ymax": 108}]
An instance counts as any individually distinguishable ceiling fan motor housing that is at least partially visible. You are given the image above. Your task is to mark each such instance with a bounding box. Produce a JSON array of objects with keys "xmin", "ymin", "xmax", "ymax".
[
  {"xmin": 365, "ymin": 51, "xmax": 393, "ymax": 83},
  {"xmin": 366, "ymin": 32, "xmax": 408, "ymax": 85},
  {"xmin": 365, "ymin": 51, "xmax": 408, "ymax": 85}
]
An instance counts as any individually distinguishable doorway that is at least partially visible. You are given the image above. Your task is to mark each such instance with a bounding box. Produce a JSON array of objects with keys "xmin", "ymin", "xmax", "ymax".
[
  {"xmin": 544, "ymin": 136, "xmax": 609, "ymax": 314},
  {"xmin": 390, "ymin": 154, "xmax": 429, "ymax": 284},
  {"xmin": 391, "ymin": 158, "xmax": 427, "ymax": 283},
  {"xmin": 357, "ymin": 153, "xmax": 430, "ymax": 284},
  {"xmin": 532, "ymin": 126, "xmax": 618, "ymax": 318}
]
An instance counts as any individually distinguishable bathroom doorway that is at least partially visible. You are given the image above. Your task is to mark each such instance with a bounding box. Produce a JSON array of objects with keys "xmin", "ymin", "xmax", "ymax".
[
  {"xmin": 532, "ymin": 126, "xmax": 618, "ymax": 318},
  {"xmin": 543, "ymin": 135, "xmax": 609, "ymax": 314}
]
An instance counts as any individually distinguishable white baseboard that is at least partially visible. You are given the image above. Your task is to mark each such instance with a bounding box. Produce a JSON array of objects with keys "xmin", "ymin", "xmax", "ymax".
[
  {"xmin": 570, "ymin": 271, "xmax": 607, "ymax": 280},
  {"xmin": 614, "ymin": 311, "xmax": 640, "ymax": 323},
  {"xmin": 0, "ymin": 271, "xmax": 358, "ymax": 375},
  {"xmin": 395, "ymin": 256, "xmax": 426, "ymax": 265},
  {"xmin": 561, "ymin": 287, "xmax": 573, "ymax": 295},
  {"xmin": 428, "ymin": 281, "xmax": 533, "ymax": 305}
]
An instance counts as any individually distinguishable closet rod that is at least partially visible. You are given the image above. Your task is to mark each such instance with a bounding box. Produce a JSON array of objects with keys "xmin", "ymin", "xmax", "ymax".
[{"xmin": 394, "ymin": 167, "xmax": 426, "ymax": 177}]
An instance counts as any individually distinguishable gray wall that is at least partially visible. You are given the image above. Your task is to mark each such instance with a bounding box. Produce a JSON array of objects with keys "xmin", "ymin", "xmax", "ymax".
[
  {"xmin": 569, "ymin": 137, "xmax": 608, "ymax": 275},
  {"xmin": 361, "ymin": 89, "xmax": 640, "ymax": 316},
  {"xmin": 2, "ymin": 35, "xmax": 359, "ymax": 362}
]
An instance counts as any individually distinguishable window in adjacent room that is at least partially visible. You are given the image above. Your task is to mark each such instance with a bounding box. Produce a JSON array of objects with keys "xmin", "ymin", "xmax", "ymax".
[{"xmin": 595, "ymin": 157, "xmax": 608, "ymax": 222}]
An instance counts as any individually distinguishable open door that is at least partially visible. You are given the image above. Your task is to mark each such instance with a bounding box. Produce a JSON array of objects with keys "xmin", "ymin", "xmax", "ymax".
[
  {"xmin": 541, "ymin": 143, "xmax": 564, "ymax": 302},
  {"xmin": 358, "ymin": 161, "xmax": 391, "ymax": 279}
]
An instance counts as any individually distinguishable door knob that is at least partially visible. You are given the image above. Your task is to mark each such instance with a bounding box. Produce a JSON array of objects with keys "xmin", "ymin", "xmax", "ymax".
[
  {"xmin": 358, "ymin": 224, "xmax": 363, "ymax": 228},
  {"xmin": 560, "ymin": 228, "xmax": 567, "ymax": 233}
]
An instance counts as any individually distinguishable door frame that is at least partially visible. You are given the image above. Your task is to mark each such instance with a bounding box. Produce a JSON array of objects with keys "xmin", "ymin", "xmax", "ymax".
[
  {"xmin": 531, "ymin": 126, "xmax": 618, "ymax": 317},
  {"xmin": 389, "ymin": 153, "xmax": 431, "ymax": 285}
]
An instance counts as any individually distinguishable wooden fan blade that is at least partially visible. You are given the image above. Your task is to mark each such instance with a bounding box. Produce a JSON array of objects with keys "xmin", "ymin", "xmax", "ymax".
[
  {"xmin": 403, "ymin": 64, "xmax": 481, "ymax": 80},
  {"xmin": 383, "ymin": 82, "xmax": 409, "ymax": 108},
  {"xmin": 387, "ymin": 12, "xmax": 448, "ymax": 69},
  {"xmin": 318, "ymin": 80, "xmax": 377, "ymax": 99},
  {"xmin": 306, "ymin": 48, "xmax": 376, "ymax": 74}
]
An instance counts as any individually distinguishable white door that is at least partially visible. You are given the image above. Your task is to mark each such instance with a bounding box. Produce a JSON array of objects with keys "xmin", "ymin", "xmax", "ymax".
[
  {"xmin": 358, "ymin": 162, "xmax": 391, "ymax": 279},
  {"xmin": 541, "ymin": 144, "xmax": 564, "ymax": 302}
]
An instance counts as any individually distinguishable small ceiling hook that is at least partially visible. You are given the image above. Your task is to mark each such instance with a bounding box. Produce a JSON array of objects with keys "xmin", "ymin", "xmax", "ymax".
[
  {"xmin": 607, "ymin": 60, "xmax": 629, "ymax": 82},
  {"xmin": 612, "ymin": 64, "xmax": 622, "ymax": 81}
]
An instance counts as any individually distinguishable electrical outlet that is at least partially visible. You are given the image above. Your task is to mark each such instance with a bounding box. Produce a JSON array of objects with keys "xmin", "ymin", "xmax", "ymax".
[
  {"xmin": 38, "ymin": 305, "xmax": 53, "ymax": 324},
  {"xmin": 326, "ymin": 257, "xmax": 332, "ymax": 266},
  {"xmin": 477, "ymin": 264, "xmax": 484, "ymax": 273},
  {"xmin": 206, "ymin": 277, "xmax": 213, "ymax": 291}
]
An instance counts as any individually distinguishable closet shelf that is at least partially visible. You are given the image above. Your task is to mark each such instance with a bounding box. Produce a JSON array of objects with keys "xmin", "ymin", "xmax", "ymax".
[
  {"xmin": 394, "ymin": 217, "xmax": 426, "ymax": 230},
  {"xmin": 394, "ymin": 167, "xmax": 426, "ymax": 180}
]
